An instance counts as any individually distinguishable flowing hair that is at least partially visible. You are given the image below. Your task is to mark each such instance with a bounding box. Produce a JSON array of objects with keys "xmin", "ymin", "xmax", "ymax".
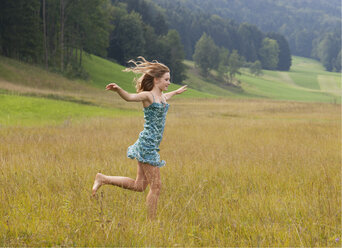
[{"xmin": 123, "ymin": 56, "xmax": 170, "ymax": 92}]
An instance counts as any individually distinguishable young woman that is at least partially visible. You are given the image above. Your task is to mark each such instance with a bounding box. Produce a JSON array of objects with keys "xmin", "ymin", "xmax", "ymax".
[{"xmin": 92, "ymin": 57, "xmax": 187, "ymax": 219}]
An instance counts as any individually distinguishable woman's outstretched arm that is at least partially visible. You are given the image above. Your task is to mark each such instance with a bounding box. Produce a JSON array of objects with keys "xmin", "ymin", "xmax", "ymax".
[
  {"xmin": 164, "ymin": 85, "xmax": 187, "ymax": 100},
  {"xmin": 106, "ymin": 83, "xmax": 150, "ymax": 102}
]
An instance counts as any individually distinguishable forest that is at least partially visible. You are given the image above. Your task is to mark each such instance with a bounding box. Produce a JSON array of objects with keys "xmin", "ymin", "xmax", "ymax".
[
  {"xmin": 0, "ymin": 0, "xmax": 112, "ymax": 78},
  {"xmin": 152, "ymin": 0, "xmax": 341, "ymax": 72},
  {"xmin": 0, "ymin": 0, "xmax": 339, "ymax": 85}
]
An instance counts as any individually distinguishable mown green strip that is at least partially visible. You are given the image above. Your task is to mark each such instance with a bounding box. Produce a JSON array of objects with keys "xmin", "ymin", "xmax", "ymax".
[
  {"xmin": 0, "ymin": 94, "xmax": 139, "ymax": 127},
  {"xmin": 238, "ymin": 73, "xmax": 340, "ymax": 103}
]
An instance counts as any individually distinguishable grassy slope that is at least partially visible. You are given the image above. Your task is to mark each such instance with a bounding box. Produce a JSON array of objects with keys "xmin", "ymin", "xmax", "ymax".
[
  {"xmin": 247, "ymin": 56, "xmax": 341, "ymax": 103},
  {"xmin": 182, "ymin": 60, "xmax": 253, "ymax": 99},
  {"xmin": 1, "ymin": 54, "xmax": 340, "ymax": 103},
  {"xmin": 84, "ymin": 55, "xmax": 341, "ymax": 103},
  {"xmin": 238, "ymin": 73, "xmax": 336, "ymax": 103},
  {"xmin": 82, "ymin": 54, "xmax": 214, "ymax": 98},
  {"xmin": 183, "ymin": 56, "xmax": 341, "ymax": 103},
  {"xmin": 0, "ymin": 54, "xmax": 340, "ymax": 126},
  {"xmin": 0, "ymin": 54, "xmax": 212, "ymax": 127},
  {"xmin": 0, "ymin": 56, "xmax": 141, "ymax": 126}
]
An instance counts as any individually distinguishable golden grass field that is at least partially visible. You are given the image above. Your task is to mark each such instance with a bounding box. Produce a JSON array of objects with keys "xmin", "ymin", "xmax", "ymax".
[{"xmin": 0, "ymin": 98, "xmax": 341, "ymax": 246}]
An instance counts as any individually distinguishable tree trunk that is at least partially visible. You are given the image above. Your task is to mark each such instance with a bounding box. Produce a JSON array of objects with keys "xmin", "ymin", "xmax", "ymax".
[
  {"xmin": 50, "ymin": 18, "xmax": 56, "ymax": 63},
  {"xmin": 80, "ymin": 47, "xmax": 82, "ymax": 66},
  {"xmin": 75, "ymin": 23, "xmax": 79, "ymax": 63},
  {"xmin": 60, "ymin": 0, "xmax": 64, "ymax": 72},
  {"xmin": 75, "ymin": 47, "xmax": 78, "ymax": 64},
  {"xmin": 66, "ymin": 46, "xmax": 69, "ymax": 66},
  {"xmin": 43, "ymin": 0, "xmax": 48, "ymax": 69}
]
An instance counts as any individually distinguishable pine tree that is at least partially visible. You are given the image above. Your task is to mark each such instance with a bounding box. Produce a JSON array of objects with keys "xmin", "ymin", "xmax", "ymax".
[
  {"xmin": 159, "ymin": 30, "xmax": 186, "ymax": 84},
  {"xmin": 237, "ymin": 23, "xmax": 263, "ymax": 62},
  {"xmin": 108, "ymin": 11, "xmax": 145, "ymax": 64},
  {"xmin": 267, "ymin": 32, "xmax": 291, "ymax": 71}
]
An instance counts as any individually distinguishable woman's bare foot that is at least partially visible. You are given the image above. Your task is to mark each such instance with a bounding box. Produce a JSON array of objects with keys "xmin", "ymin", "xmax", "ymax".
[{"xmin": 92, "ymin": 173, "xmax": 104, "ymax": 196}]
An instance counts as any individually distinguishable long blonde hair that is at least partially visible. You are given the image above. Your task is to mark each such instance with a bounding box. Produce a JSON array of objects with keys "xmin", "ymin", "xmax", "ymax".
[{"xmin": 123, "ymin": 56, "xmax": 170, "ymax": 92}]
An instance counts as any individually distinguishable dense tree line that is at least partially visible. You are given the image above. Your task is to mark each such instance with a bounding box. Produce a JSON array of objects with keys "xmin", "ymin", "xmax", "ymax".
[
  {"xmin": 0, "ymin": 0, "xmax": 112, "ymax": 77},
  {"xmin": 149, "ymin": 1, "xmax": 292, "ymax": 71},
  {"xmin": 193, "ymin": 33, "xmax": 275, "ymax": 85},
  {"xmin": 0, "ymin": 0, "xmax": 186, "ymax": 83},
  {"xmin": 108, "ymin": 0, "xmax": 186, "ymax": 84},
  {"xmin": 311, "ymin": 30, "xmax": 341, "ymax": 72},
  {"xmin": 152, "ymin": 0, "xmax": 340, "ymax": 72},
  {"xmin": 0, "ymin": 0, "xmax": 296, "ymax": 87}
]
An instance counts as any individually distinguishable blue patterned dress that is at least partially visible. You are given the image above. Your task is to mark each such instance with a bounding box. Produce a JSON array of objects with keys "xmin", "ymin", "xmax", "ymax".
[{"xmin": 127, "ymin": 93, "xmax": 169, "ymax": 167}]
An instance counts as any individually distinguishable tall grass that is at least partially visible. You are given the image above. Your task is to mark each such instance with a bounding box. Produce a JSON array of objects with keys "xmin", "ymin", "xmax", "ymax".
[{"xmin": 0, "ymin": 98, "xmax": 340, "ymax": 246}]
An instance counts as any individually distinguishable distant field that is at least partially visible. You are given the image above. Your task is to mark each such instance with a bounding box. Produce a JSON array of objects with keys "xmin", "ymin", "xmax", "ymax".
[
  {"xmin": 184, "ymin": 56, "xmax": 341, "ymax": 103},
  {"xmin": 0, "ymin": 99, "xmax": 340, "ymax": 246},
  {"xmin": 82, "ymin": 54, "xmax": 341, "ymax": 103}
]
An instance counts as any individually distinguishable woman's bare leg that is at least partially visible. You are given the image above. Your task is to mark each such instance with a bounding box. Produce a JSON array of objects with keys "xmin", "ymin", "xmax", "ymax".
[
  {"xmin": 92, "ymin": 163, "xmax": 148, "ymax": 196},
  {"xmin": 140, "ymin": 162, "xmax": 161, "ymax": 220}
]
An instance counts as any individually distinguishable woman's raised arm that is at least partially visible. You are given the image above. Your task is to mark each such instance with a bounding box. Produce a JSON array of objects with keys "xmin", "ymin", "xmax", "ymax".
[
  {"xmin": 106, "ymin": 83, "xmax": 150, "ymax": 102},
  {"xmin": 164, "ymin": 85, "xmax": 187, "ymax": 100}
]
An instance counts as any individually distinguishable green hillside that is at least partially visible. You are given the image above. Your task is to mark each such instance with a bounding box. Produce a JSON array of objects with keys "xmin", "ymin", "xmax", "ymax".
[
  {"xmin": 83, "ymin": 54, "xmax": 341, "ymax": 103},
  {"xmin": 0, "ymin": 54, "xmax": 340, "ymax": 126},
  {"xmin": 0, "ymin": 55, "xmax": 142, "ymax": 126},
  {"xmin": 183, "ymin": 56, "xmax": 341, "ymax": 103},
  {"xmin": 82, "ymin": 54, "xmax": 214, "ymax": 98},
  {"xmin": 0, "ymin": 54, "xmax": 213, "ymax": 126}
]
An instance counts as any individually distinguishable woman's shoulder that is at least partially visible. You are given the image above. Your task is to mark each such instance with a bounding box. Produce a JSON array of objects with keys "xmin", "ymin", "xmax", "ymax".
[
  {"xmin": 139, "ymin": 91, "xmax": 152, "ymax": 96},
  {"xmin": 140, "ymin": 91, "xmax": 154, "ymax": 108}
]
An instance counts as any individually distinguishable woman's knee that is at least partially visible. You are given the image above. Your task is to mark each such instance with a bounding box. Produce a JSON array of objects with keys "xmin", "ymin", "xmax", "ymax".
[
  {"xmin": 134, "ymin": 180, "xmax": 148, "ymax": 192},
  {"xmin": 150, "ymin": 179, "xmax": 162, "ymax": 195}
]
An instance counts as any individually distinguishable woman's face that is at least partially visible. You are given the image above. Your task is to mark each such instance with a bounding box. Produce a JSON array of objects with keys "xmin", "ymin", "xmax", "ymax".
[{"xmin": 155, "ymin": 72, "xmax": 171, "ymax": 91}]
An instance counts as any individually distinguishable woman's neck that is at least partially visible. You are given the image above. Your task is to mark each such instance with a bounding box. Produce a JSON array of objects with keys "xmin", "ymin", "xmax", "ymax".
[{"xmin": 151, "ymin": 87, "xmax": 162, "ymax": 97}]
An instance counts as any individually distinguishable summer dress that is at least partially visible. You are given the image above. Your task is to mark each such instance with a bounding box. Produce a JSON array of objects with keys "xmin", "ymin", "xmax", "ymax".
[{"xmin": 127, "ymin": 93, "xmax": 169, "ymax": 167}]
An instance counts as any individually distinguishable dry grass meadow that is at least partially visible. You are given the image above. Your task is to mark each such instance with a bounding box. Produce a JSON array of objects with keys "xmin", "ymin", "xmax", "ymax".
[{"xmin": 0, "ymin": 98, "xmax": 341, "ymax": 246}]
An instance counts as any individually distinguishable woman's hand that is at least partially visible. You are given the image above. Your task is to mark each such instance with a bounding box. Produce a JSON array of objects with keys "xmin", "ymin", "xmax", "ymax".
[
  {"xmin": 175, "ymin": 85, "xmax": 187, "ymax": 94},
  {"xmin": 105, "ymin": 83, "xmax": 121, "ymax": 92}
]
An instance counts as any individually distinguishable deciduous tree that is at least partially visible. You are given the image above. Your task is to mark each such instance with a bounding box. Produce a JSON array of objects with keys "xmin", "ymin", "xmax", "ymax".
[
  {"xmin": 193, "ymin": 33, "xmax": 219, "ymax": 76},
  {"xmin": 259, "ymin": 38, "xmax": 279, "ymax": 70}
]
